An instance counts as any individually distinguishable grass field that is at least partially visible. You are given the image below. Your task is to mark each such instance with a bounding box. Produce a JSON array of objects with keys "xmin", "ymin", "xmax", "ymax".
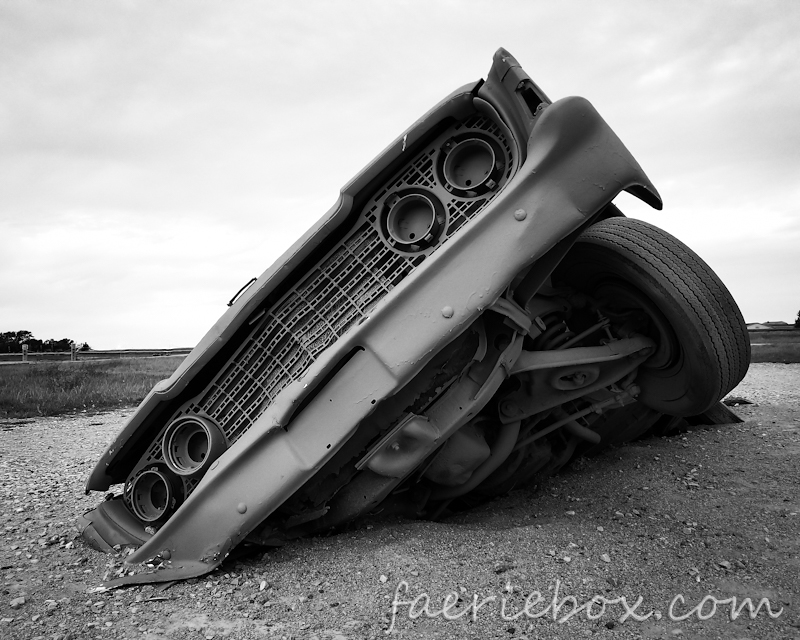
[
  {"xmin": 749, "ymin": 329, "xmax": 800, "ymax": 363},
  {"xmin": 0, "ymin": 356, "xmax": 184, "ymax": 419},
  {"xmin": 1, "ymin": 330, "xmax": 797, "ymax": 419}
]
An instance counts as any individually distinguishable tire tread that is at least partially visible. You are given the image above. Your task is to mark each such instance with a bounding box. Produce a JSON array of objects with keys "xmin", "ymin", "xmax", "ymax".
[{"xmin": 574, "ymin": 217, "xmax": 750, "ymax": 407}]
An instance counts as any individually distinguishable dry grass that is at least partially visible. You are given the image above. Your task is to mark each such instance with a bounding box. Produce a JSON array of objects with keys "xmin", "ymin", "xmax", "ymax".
[
  {"xmin": 749, "ymin": 329, "xmax": 800, "ymax": 364},
  {"xmin": 0, "ymin": 356, "xmax": 184, "ymax": 418},
  {"xmin": 748, "ymin": 329, "xmax": 800, "ymax": 343},
  {"xmin": 750, "ymin": 344, "xmax": 800, "ymax": 363}
]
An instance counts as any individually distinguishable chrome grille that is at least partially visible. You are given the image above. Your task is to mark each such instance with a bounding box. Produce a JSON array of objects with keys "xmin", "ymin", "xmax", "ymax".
[{"xmin": 201, "ymin": 224, "xmax": 415, "ymax": 442}]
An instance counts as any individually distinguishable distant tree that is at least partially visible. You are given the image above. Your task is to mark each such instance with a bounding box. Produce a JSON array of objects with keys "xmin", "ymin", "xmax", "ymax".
[
  {"xmin": 1, "ymin": 331, "xmax": 82, "ymax": 352},
  {"xmin": 0, "ymin": 332, "xmax": 14, "ymax": 352},
  {"xmin": 80, "ymin": 342, "xmax": 91, "ymax": 351},
  {"xmin": 52, "ymin": 338, "xmax": 73, "ymax": 351},
  {"xmin": 1, "ymin": 330, "xmax": 34, "ymax": 353},
  {"xmin": 796, "ymin": 310, "xmax": 800, "ymax": 328}
]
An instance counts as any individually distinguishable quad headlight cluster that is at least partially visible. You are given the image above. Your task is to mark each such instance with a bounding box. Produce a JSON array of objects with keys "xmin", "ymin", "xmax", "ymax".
[{"xmin": 127, "ymin": 416, "xmax": 227, "ymax": 524}]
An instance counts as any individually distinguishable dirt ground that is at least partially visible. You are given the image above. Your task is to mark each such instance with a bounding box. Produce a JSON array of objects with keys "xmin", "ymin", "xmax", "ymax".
[{"xmin": 1, "ymin": 363, "xmax": 798, "ymax": 640}]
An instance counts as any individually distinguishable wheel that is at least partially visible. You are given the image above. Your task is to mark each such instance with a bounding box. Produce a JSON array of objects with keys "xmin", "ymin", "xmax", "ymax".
[{"xmin": 552, "ymin": 217, "xmax": 750, "ymax": 416}]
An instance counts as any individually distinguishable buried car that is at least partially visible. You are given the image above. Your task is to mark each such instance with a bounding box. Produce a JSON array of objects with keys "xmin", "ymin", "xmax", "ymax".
[{"xmin": 80, "ymin": 48, "xmax": 750, "ymax": 586}]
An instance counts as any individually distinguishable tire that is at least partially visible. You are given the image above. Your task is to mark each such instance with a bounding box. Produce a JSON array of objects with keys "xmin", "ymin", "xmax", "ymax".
[{"xmin": 552, "ymin": 217, "xmax": 750, "ymax": 416}]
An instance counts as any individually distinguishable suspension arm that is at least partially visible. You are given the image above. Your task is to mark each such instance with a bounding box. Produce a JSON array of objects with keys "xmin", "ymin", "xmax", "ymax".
[{"xmin": 509, "ymin": 335, "xmax": 656, "ymax": 375}]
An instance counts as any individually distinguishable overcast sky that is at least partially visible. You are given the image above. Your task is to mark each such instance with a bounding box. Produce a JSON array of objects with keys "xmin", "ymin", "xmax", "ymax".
[{"xmin": 2, "ymin": 1, "xmax": 798, "ymax": 348}]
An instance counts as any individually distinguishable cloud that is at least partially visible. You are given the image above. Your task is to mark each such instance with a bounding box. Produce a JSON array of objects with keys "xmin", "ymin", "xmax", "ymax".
[
  {"xmin": 0, "ymin": 198, "xmax": 329, "ymax": 347},
  {"xmin": 2, "ymin": 0, "xmax": 799, "ymax": 346}
]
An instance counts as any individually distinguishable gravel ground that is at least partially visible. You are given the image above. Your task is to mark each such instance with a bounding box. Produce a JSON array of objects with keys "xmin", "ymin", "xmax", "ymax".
[{"xmin": 1, "ymin": 363, "xmax": 799, "ymax": 640}]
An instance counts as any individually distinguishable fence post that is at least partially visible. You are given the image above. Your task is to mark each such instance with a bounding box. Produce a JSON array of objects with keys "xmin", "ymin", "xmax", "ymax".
[
  {"xmin": 22, "ymin": 344, "xmax": 28, "ymax": 363},
  {"xmin": 70, "ymin": 343, "xmax": 77, "ymax": 362}
]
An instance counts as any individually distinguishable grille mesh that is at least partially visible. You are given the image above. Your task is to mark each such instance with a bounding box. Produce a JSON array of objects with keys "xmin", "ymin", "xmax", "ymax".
[{"xmin": 199, "ymin": 224, "xmax": 415, "ymax": 443}]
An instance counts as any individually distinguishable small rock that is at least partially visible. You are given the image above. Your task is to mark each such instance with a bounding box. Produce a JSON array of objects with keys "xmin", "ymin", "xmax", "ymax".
[
  {"xmin": 10, "ymin": 597, "xmax": 25, "ymax": 609},
  {"xmin": 379, "ymin": 575, "xmax": 388, "ymax": 583},
  {"xmin": 494, "ymin": 563, "xmax": 515, "ymax": 574},
  {"xmin": 565, "ymin": 510, "xmax": 576, "ymax": 516},
  {"xmin": 600, "ymin": 553, "xmax": 611, "ymax": 563},
  {"xmin": 596, "ymin": 526, "xmax": 604, "ymax": 532},
  {"xmin": 718, "ymin": 560, "xmax": 732, "ymax": 570}
]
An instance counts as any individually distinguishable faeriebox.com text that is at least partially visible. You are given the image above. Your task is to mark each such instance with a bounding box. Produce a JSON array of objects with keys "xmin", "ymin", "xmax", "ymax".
[{"xmin": 387, "ymin": 579, "xmax": 783, "ymax": 633}]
